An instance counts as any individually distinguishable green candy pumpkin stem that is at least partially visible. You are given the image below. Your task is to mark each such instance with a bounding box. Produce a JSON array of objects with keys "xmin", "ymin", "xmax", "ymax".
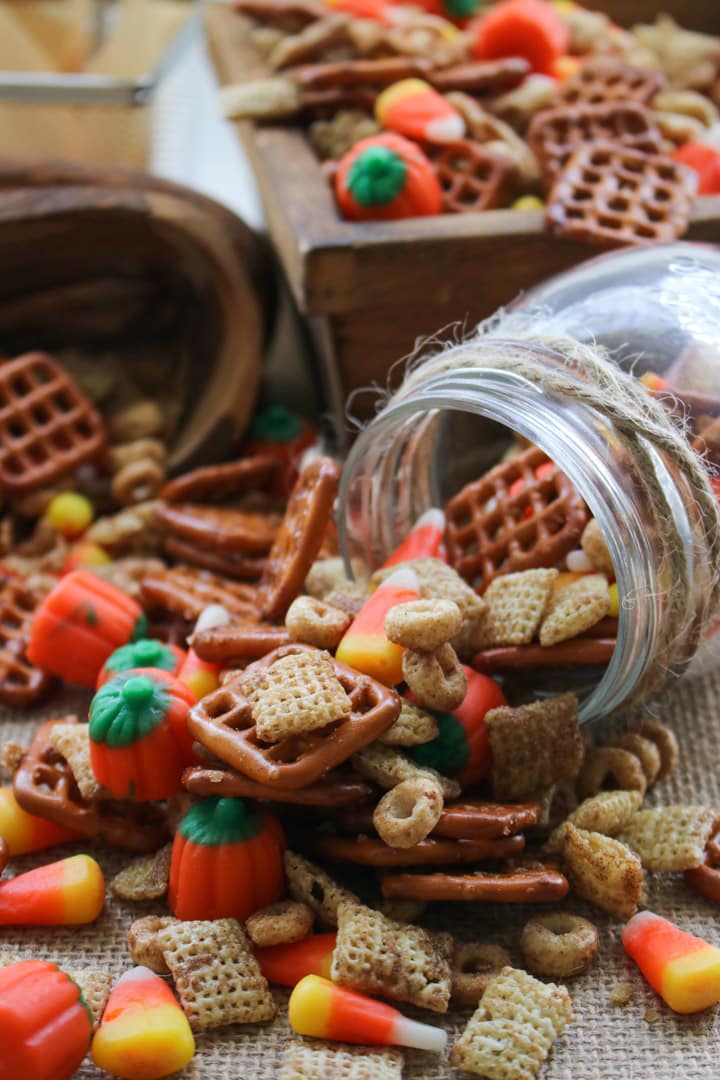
[
  {"xmin": 179, "ymin": 797, "xmax": 263, "ymax": 846},
  {"xmin": 347, "ymin": 145, "xmax": 408, "ymax": 207},
  {"xmin": 410, "ymin": 711, "xmax": 470, "ymax": 776},
  {"xmin": 248, "ymin": 403, "xmax": 303, "ymax": 443},
  {"xmin": 89, "ymin": 672, "xmax": 171, "ymax": 747}
]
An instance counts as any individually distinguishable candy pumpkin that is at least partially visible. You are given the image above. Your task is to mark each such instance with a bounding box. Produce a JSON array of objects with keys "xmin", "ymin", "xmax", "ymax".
[
  {"xmin": 335, "ymin": 134, "xmax": 442, "ymax": 222},
  {"xmin": 0, "ymin": 959, "xmax": 94, "ymax": 1080},
  {"xmin": 96, "ymin": 638, "xmax": 186, "ymax": 689},
  {"xmin": 169, "ymin": 797, "xmax": 285, "ymax": 922},
  {"xmin": 410, "ymin": 667, "xmax": 506, "ymax": 789},
  {"xmin": 89, "ymin": 669, "xmax": 197, "ymax": 802},
  {"xmin": 27, "ymin": 569, "xmax": 148, "ymax": 688},
  {"xmin": 241, "ymin": 405, "xmax": 317, "ymax": 497}
]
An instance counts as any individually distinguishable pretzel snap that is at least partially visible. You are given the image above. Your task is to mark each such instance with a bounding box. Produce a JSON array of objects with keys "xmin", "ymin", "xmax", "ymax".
[
  {"xmin": 402, "ymin": 643, "xmax": 467, "ymax": 711},
  {"xmin": 520, "ymin": 912, "xmax": 599, "ymax": 978},
  {"xmin": 314, "ymin": 833, "xmax": 525, "ymax": 867},
  {"xmin": 372, "ymin": 777, "xmax": 444, "ymax": 848},
  {"xmin": 381, "ymin": 863, "xmax": 569, "ymax": 902},
  {"xmin": 385, "ymin": 599, "xmax": 462, "ymax": 652}
]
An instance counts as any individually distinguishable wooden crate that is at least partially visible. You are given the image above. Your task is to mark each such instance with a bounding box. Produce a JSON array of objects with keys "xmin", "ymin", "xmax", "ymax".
[{"xmin": 205, "ymin": 2, "xmax": 720, "ymax": 433}]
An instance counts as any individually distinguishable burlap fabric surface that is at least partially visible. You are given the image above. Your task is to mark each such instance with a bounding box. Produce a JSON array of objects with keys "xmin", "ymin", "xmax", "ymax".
[{"xmin": 2, "ymin": 670, "xmax": 720, "ymax": 1080}]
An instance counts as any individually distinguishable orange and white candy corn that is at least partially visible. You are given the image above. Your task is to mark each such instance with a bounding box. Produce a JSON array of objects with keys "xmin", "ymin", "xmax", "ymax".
[
  {"xmin": 375, "ymin": 79, "xmax": 465, "ymax": 143},
  {"xmin": 622, "ymin": 911, "xmax": 720, "ymax": 1014},
  {"xmin": 336, "ymin": 567, "xmax": 420, "ymax": 685},
  {"xmin": 382, "ymin": 508, "xmax": 445, "ymax": 568},
  {"xmin": 91, "ymin": 966, "xmax": 195, "ymax": 1079}
]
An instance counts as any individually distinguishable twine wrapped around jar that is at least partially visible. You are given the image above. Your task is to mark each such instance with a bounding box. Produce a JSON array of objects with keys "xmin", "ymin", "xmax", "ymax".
[{"xmin": 361, "ymin": 315, "xmax": 720, "ymax": 710}]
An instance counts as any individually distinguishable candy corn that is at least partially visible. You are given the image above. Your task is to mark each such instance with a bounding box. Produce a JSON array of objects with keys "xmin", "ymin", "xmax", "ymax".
[
  {"xmin": 176, "ymin": 604, "xmax": 230, "ymax": 701},
  {"xmin": 622, "ymin": 911, "xmax": 720, "ymax": 1014},
  {"xmin": 336, "ymin": 567, "xmax": 420, "ymax": 685},
  {"xmin": 255, "ymin": 933, "xmax": 337, "ymax": 987},
  {"xmin": 0, "ymin": 959, "xmax": 94, "ymax": 1080},
  {"xmin": 289, "ymin": 975, "xmax": 447, "ymax": 1051},
  {"xmin": 375, "ymin": 79, "xmax": 465, "ymax": 144},
  {"xmin": 0, "ymin": 853, "xmax": 105, "ymax": 926},
  {"xmin": 382, "ymin": 508, "xmax": 445, "ymax": 568},
  {"xmin": 91, "ymin": 967, "xmax": 195, "ymax": 1080},
  {"xmin": 0, "ymin": 785, "xmax": 81, "ymax": 855}
]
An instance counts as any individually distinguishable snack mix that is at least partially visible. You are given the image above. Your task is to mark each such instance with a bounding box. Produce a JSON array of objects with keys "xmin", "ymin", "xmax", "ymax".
[
  {"xmin": 219, "ymin": 0, "xmax": 720, "ymax": 243},
  {"xmin": 2, "ymin": 351, "xmax": 720, "ymax": 1080}
]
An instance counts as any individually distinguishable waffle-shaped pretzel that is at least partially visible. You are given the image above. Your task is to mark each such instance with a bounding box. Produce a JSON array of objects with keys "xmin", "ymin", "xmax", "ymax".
[
  {"xmin": 163, "ymin": 536, "xmax": 267, "ymax": 582},
  {"xmin": 527, "ymin": 101, "xmax": 664, "ymax": 189},
  {"xmin": 183, "ymin": 765, "xmax": 372, "ymax": 806},
  {"xmin": 426, "ymin": 141, "xmax": 514, "ymax": 213},
  {"xmin": 337, "ymin": 799, "xmax": 541, "ymax": 840},
  {"xmin": 0, "ymin": 573, "xmax": 54, "ymax": 706},
  {"xmin": 259, "ymin": 456, "xmax": 340, "ymax": 622},
  {"xmin": 159, "ymin": 455, "xmax": 279, "ymax": 503},
  {"xmin": 444, "ymin": 446, "xmax": 589, "ymax": 592},
  {"xmin": 0, "ymin": 352, "xmax": 106, "ymax": 494},
  {"xmin": 188, "ymin": 644, "xmax": 400, "ymax": 789},
  {"xmin": 13, "ymin": 720, "xmax": 168, "ymax": 851},
  {"xmin": 554, "ymin": 59, "xmax": 665, "ymax": 108},
  {"xmin": 157, "ymin": 504, "xmax": 280, "ymax": 554},
  {"xmin": 140, "ymin": 566, "xmax": 260, "ymax": 621},
  {"xmin": 313, "ymin": 832, "xmax": 525, "ymax": 866},
  {"xmin": 380, "ymin": 863, "xmax": 569, "ymax": 902},
  {"xmin": 546, "ymin": 142, "xmax": 696, "ymax": 249}
]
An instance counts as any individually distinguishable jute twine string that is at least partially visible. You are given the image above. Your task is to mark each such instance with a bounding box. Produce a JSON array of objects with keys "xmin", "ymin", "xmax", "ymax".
[{"xmin": 383, "ymin": 321, "xmax": 720, "ymax": 699}]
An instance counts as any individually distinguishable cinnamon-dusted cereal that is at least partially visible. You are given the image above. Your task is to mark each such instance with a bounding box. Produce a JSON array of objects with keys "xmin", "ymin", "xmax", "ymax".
[
  {"xmin": 279, "ymin": 1041, "xmax": 403, "ymax": 1080},
  {"xmin": 402, "ymin": 643, "xmax": 467, "ymax": 711},
  {"xmin": 385, "ymin": 598, "xmax": 463, "ymax": 652},
  {"xmin": 285, "ymin": 851, "xmax": 359, "ymax": 927},
  {"xmin": 485, "ymin": 693, "xmax": 583, "ymax": 801},
  {"xmin": 609, "ymin": 733, "xmax": 661, "ymax": 785},
  {"xmin": 156, "ymin": 918, "xmax": 277, "ymax": 1030},
  {"xmin": 111, "ymin": 843, "xmax": 173, "ymax": 901},
  {"xmin": 564, "ymin": 824, "xmax": 644, "ymax": 919},
  {"xmin": 372, "ymin": 776, "xmax": 444, "ymax": 848},
  {"xmin": 353, "ymin": 743, "xmax": 461, "ymax": 800},
  {"xmin": 577, "ymin": 746, "xmax": 647, "ymax": 800},
  {"xmin": 545, "ymin": 789, "xmax": 644, "ymax": 855},
  {"xmin": 73, "ymin": 969, "xmax": 112, "ymax": 1028},
  {"xmin": 241, "ymin": 648, "xmax": 352, "ymax": 741},
  {"xmin": 538, "ymin": 573, "xmax": 610, "ymax": 646},
  {"xmin": 451, "ymin": 943, "xmax": 512, "ymax": 1007},
  {"xmin": 331, "ymin": 901, "xmax": 453, "ymax": 1013},
  {"xmin": 475, "ymin": 569, "xmax": 559, "ymax": 648},
  {"xmin": 246, "ymin": 900, "xmax": 314, "ymax": 947},
  {"xmin": 450, "ymin": 966, "xmax": 572, "ymax": 1079},
  {"xmin": 128, "ymin": 915, "xmax": 179, "ymax": 974},
  {"xmin": 46, "ymin": 722, "xmax": 99, "ymax": 802},
  {"xmin": 520, "ymin": 913, "xmax": 599, "ymax": 979},
  {"xmin": 635, "ymin": 719, "xmax": 679, "ymax": 778},
  {"xmin": 379, "ymin": 699, "xmax": 439, "ymax": 747},
  {"xmin": 285, "ymin": 595, "xmax": 351, "ymax": 649},
  {"xmin": 580, "ymin": 518, "xmax": 614, "ymax": 574},
  {"xmin": 618, "ymin": 806, "xmax": 719, "ymax": 871}
]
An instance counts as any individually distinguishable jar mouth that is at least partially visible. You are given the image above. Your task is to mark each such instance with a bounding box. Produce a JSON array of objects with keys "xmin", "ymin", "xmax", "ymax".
[{"xmin": 339, "ymin": 362, "xmax": 667, "ymax": 725}]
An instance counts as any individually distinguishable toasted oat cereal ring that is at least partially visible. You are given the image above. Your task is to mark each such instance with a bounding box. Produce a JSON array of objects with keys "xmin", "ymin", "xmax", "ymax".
[
  {"xmin": 402, "ymin": 643, "xmax": 467, "ymax": 712},
  {"xmin": 313, "ymin": 833, "xmax": 525, "ymax": 867},
  {"xmin": 635, "ymin": 720, "xmax": 679, "ymax": 780},
  {"xmin": 577, "ymin": 747, "xmax": 647, "ymax": 801},
  {"xmin": 246, "ymin": 900, "xmax": 314, "ymax": 947},
  {"xmin": 285, "ymin": 595, "xmax": 351, "ymax": 650},
  {"xmin": 451, "ymin": 943, "xmax": 511, "ymax": 1006},
  {"xmin": 109, "ymin": 400, "xmax": 164, "ymax": 442},
  {"xmin": 0, "ymin": 837, "xmax": 8, "ymax": 876},
  {"xmin": 372, "ymin": 777, "xmax": 444, "ymax": 849},
  {"xmin": 112, "ymin": 459, "xmax": 166, "ymax": 505},
  {"xmin": 381, "ymin": 863, "xmax": 569, "ymax": 902},
  {"xmin": 609, "ymin": 733, "xmax": 661, "ymax": 786},
  {"xmin": 385, "ymin": 599, "xmax": 462, "ymax": 653},
  {"xmin": 520, "ymin": 912, "xmax": 599, "ymax": 978},
  {"xmin": 183, "ymin": 765, "xmax": 372, "ymax": 806}
]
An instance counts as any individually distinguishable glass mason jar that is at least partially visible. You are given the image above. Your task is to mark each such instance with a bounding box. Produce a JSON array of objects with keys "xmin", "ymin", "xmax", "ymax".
[{"xmin": 338, "ymin": 242, "xmax": 720, "ymax": 725}]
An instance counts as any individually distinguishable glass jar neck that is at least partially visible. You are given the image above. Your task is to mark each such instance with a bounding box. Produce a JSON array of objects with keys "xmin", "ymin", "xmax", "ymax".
[{"xmin": 338, "ymin": 359, "xmax": 699, "ymax": 725}]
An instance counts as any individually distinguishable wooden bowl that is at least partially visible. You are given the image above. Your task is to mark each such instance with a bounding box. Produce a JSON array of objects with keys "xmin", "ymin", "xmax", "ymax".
[{"xmin": 0, "ymin": 160, "xmax": 273, "ymax": 470}]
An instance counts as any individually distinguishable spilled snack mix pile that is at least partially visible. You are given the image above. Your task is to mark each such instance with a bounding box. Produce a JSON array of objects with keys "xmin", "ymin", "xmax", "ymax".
[
  {"xmin": 2, "ymin": 351, "xmax": 720, "ymax": 1079},
  {"xmin": 219, "ymin": 0, "xmax": 720, "ymax": 244}
]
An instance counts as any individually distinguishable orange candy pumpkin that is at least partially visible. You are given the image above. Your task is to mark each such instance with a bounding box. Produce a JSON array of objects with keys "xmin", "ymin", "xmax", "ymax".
[
  {"xmin": 169, "ymin": 797, "xmax": 285, "ymax": 922},
  {"xmin": 335, "ymin": 133, "xmax": 442, "ymax": 221}
]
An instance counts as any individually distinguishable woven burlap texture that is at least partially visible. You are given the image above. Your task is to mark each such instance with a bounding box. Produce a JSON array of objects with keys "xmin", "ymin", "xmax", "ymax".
[{"xmin": 2, "ymin": 672, "xmax": 720, "ymax": 1080}]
